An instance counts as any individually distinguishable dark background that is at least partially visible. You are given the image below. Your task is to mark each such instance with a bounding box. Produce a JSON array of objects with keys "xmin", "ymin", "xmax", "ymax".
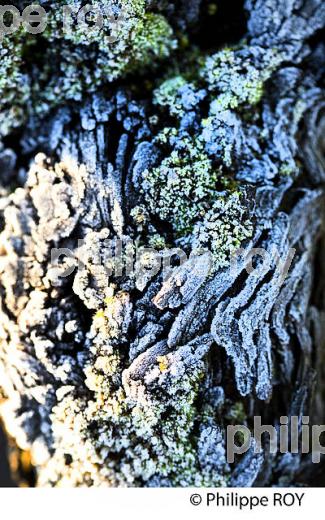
[{"xmin": 0, "ymin": 424, "xmax": 15, "ymax": 486}]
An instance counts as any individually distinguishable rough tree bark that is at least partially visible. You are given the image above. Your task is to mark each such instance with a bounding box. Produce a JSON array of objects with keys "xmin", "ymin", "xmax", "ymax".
[{"xmin": 0, "ymin": 0, "xmax": 325, "ymax": 486}]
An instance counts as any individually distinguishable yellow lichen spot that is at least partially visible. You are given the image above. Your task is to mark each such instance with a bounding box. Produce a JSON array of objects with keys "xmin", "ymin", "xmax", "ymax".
[
  {"xmin": 94, "ymin": 309, "xmax": 107, "ymax": 329},
  {"xmin": 157, "ymin": 355, "xmax": 168, "ymax": 372},
  {"xmin": 179, "ymin": 34, "xmax": 189, "ymax": 49},
  {"xmin": 208, "ymin": 3, "xmax": 218, "ymax": 16},
  {"xmin": 104, "ymin": 296, "xmax": 115, "ymax": 306},
  {"xmin": 112, "ymin": 399, "xmax": 121, "ymax": 417}
]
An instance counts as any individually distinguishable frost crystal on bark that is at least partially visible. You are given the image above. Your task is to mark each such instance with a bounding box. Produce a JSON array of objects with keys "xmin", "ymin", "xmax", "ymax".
[{"xmin": 0, "ymin": 0, "xmax": 325, "ymax": 486}]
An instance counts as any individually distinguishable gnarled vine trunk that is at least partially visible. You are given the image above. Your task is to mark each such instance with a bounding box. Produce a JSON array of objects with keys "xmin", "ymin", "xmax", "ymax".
[{"xmin": 0, "ymin": 0, "xmax": 325, "ymax": 486}]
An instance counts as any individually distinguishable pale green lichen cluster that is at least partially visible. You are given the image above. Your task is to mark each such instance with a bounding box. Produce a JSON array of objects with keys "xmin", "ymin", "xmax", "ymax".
[
  {"xmin": 142, "ymin": 134, "xmax": 221, "ymax": 236},
  {"xmin": 191, "ymin": 192, "xmax": 254, "ymax": 268},
  {"xmin": 198, "ymin": 47, "xmax": 284, "ymax": 168},
  {"xmin": 32, "ymin": 288, "xmax": 229, "ymax": 486},
  {"xmin": 201, "ymin": 47, "xmax": 284, "ymax": 109},
  {"xmin": 138, "ymin": 44, "xmax": 288, "ymax": 265},
  {"xmin": 140, "ymin": 53, "xmax": 263, "ymax": 265},
  {"xmin": 43, "ymin": 0, "xmax": 176, "ymax": 92},
  {"xmin": 0, "ymin": 34, "xmax": 30, "ymax": 136},
  {"xmin": 55, "ymin": 326, "xmax": 228, "ymax": 486},
  {"xmin": 0, "ymin": 0, "xmax": 176, "ymax": 136},
  {"xmin": 153, "ymin": 76, "xmax": 206, "ymax": 116},
  {"xmin": 202, "ymin": 48, "xmax": 265, "ymax": 109}
]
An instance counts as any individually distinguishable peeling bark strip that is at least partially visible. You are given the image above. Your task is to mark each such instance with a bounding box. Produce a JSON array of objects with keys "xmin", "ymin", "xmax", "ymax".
[{"xmin": 0, "ymin": 0, "xmax": 325, "ymax": 486}]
